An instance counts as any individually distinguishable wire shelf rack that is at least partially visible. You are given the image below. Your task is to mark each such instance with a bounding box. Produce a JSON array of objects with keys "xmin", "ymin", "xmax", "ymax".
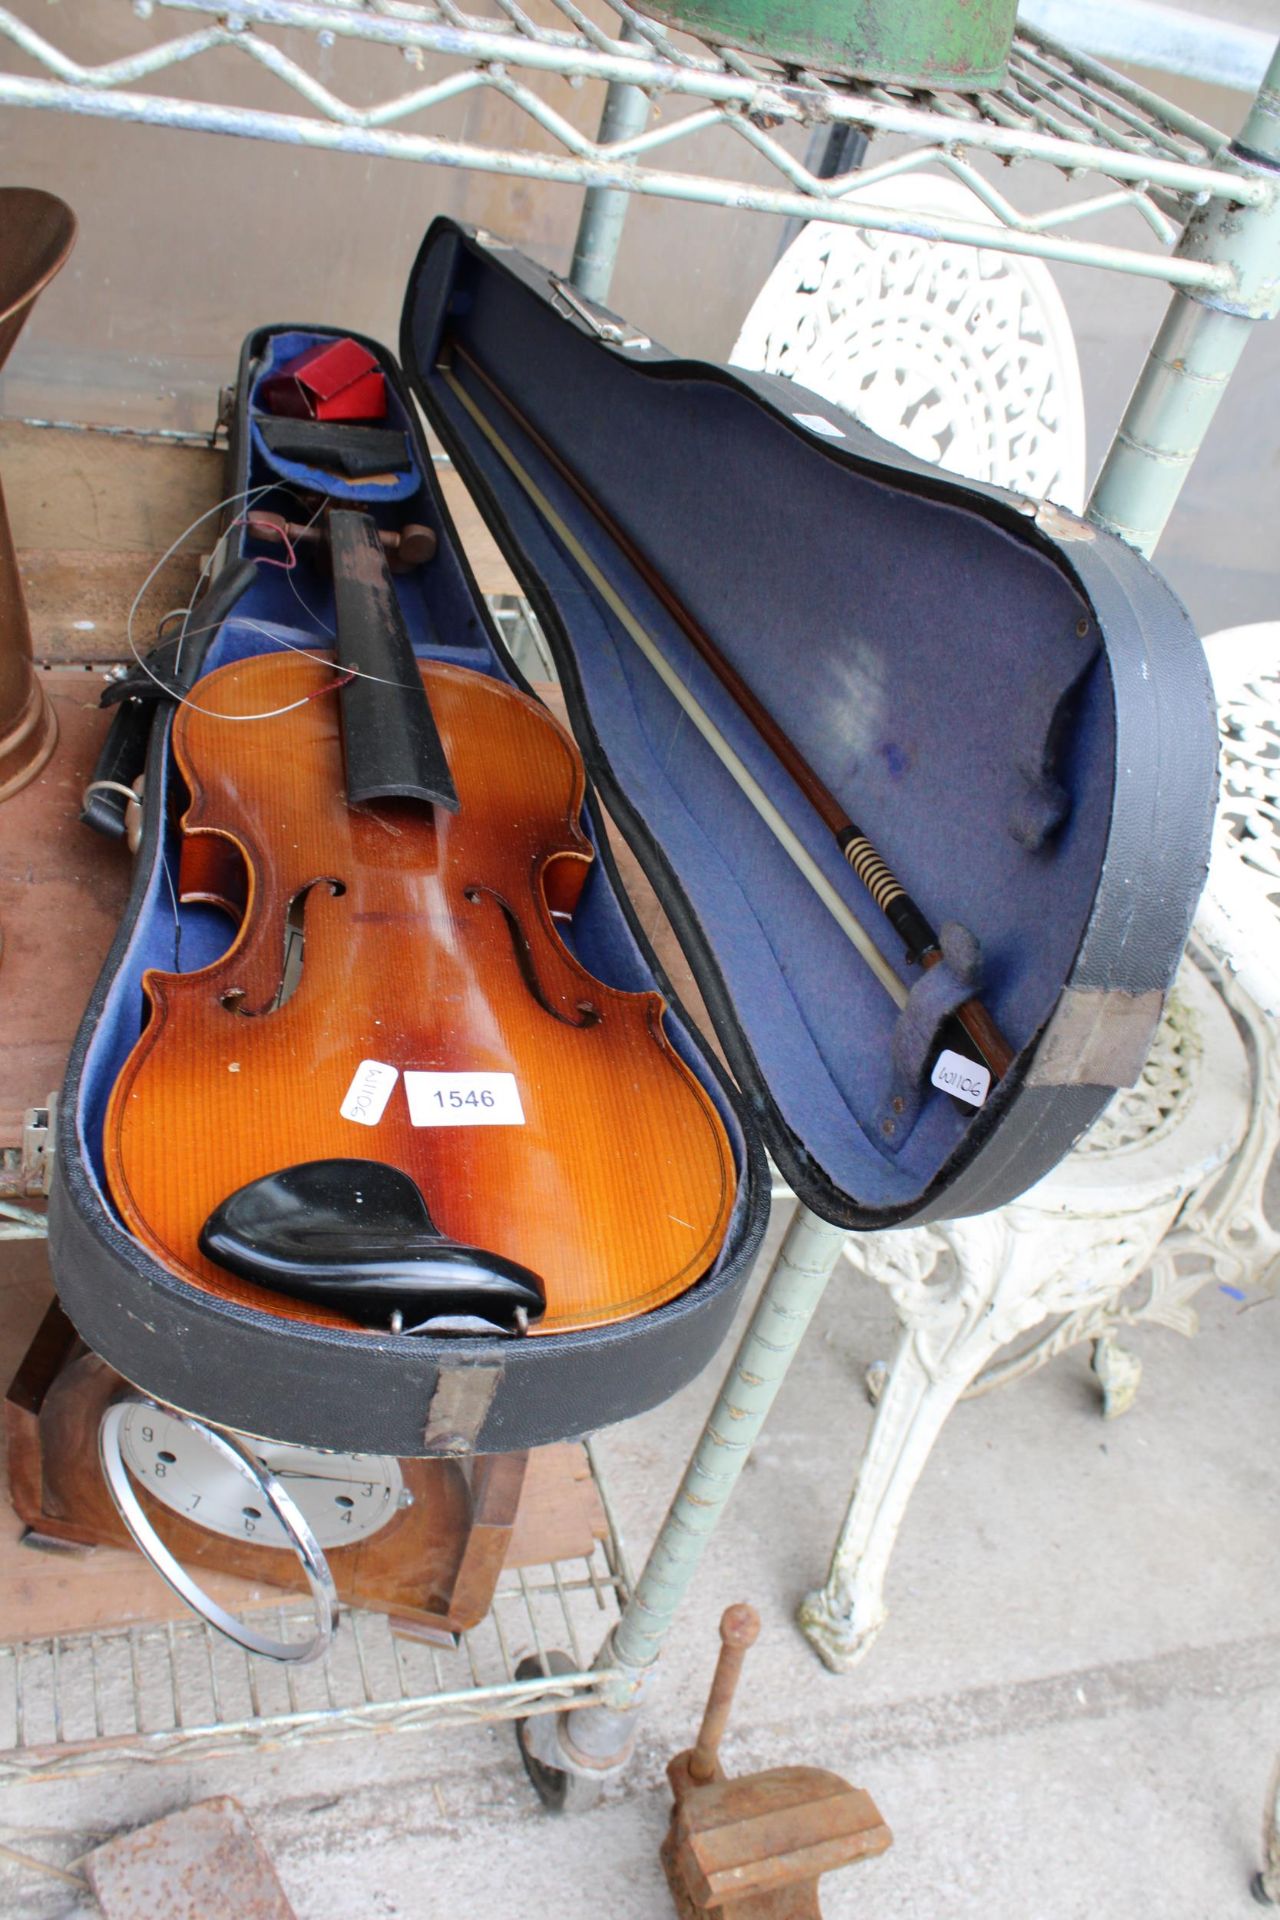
[
  {"xmin": 0, "ymin": 2, "xmax": 1264, "ymax": 291},
  {"xmin": 0, "ymin": 1515, "xmax": 629, "ymax": 1785}
]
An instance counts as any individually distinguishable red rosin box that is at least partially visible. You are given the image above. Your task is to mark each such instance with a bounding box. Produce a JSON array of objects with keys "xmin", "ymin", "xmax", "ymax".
[{"xmin": 258, "ymin": 335, "xmax": 386, "ymax": 421}]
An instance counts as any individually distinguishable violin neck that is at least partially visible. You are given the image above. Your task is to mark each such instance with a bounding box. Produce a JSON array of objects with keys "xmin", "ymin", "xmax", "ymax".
[{"xmin": 328, "ymin": 508, "xmax": 458, "ymax": 813}]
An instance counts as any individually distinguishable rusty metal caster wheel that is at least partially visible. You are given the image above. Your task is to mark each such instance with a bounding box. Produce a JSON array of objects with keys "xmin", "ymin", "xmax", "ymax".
[{"xmin": 514, "ymin": 1651, "xmax": 603, "ymax": 1813}]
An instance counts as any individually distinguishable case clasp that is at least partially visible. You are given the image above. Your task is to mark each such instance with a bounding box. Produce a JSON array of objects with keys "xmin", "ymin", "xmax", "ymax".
[{"xmin": 548, "ymin": 275, "xmax": 652, "ymax": 351}]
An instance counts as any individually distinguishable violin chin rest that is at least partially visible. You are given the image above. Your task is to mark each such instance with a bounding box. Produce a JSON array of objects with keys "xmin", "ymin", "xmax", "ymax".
[{"xmin": 199, "ymin": 1159, "xmax": 546, "ymax": 1337}]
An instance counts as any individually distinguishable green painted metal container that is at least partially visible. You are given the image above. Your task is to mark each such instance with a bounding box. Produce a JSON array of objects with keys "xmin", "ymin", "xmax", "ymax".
[{"xmin": 635, "ymin": 0, "xmax": 1017, "ymax": 87}]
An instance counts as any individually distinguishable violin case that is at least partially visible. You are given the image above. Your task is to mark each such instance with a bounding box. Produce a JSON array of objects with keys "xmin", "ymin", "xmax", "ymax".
[{"xmin": 50, "ymin": 219, "xmax": 1218, "ymax": 1456}]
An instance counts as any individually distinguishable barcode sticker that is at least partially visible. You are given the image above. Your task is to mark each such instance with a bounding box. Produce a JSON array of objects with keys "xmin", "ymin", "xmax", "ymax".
[
  {"xmin": 340, "ymin": 1059, "xmax": 398, "ymax": 1126},
  {"xmin": 793, "ymin": 411, "xmax": 846, "ymax": 440},
  {"xmin": 405, "ymin": 1071, "xmax": 525, "ymax": 1127},
  {"xmin": 931, "ymin": 1050, "xmax": 991, "ymax": 1109}
]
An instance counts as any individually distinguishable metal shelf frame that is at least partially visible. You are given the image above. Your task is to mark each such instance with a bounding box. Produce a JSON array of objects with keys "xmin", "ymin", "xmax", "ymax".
[
  {"xmin": 0, "ymin": 0, "xmax": 1278, "ymax": 1815},
  {"xmin": 0, "ymin": 2, "xmax": 1269, "ymax": 291},
  {"xmin": 0, "ymin": 1448, "xmax": 632, "ymax": 1787}
]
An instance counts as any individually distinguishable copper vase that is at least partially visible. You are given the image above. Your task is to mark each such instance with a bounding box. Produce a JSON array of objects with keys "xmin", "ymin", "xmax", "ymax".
[{"xmin": 0, "ymin": 188, "xmax": 77, "ymax": 801}]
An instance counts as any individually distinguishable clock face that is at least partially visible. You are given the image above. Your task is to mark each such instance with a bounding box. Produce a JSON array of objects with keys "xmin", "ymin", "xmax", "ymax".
[{"xmin": 116, "ymin": 1403, "xmax": 405, "ymax": 1550}]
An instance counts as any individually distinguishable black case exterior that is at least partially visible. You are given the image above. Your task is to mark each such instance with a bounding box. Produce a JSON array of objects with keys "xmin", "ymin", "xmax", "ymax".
[{"xmin": 50, "ymin": 224, "xmax": 1217, "ymax": 1454}]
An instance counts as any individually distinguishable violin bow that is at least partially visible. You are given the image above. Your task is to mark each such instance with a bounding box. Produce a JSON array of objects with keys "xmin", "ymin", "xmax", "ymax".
[{"xmin": 438, "ymin": 339, "xmax": 1013, "ymax": 1082}]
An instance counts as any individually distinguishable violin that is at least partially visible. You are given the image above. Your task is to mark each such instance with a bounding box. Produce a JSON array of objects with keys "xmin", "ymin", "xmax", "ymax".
[{"xmin": 104, "ymin": 512, "xmax": 735, "ymax": 1338}]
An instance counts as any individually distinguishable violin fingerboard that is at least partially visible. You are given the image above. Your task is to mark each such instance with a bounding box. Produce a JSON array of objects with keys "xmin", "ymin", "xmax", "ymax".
[{"xmin": 330, "ymin": 508, "xmax": 459, "ymax": 813}]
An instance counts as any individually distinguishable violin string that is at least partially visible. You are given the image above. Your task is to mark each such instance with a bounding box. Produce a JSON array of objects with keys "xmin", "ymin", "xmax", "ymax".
[
  {"xmin": 161, "ymin": 844, "xmax": 184, "ymax": 971},
  {"xmin": 245, "ymin": 513, "xmax": 300, "ymax": 572},
  {"xmin": 127, "ymin": 481, "xmax": 273, "ymax": 692},
  {"xmin": 285, "ymin": 563, "xmax": 335, "ymax": 638},
  {"xmin": 169, "ymin": 483, "xmax": 317, "ymax": 671},
  {"xmin": 233, "ymin": 494, "xmax": 337, "ymax": 637},
  {"xmin": 127, "ymin": 485, "xmax": 425, "ymax": 723},
  {"xmin": 240, "ymin": 492, "xmax": 423, "ymax": 688},
  {"xmin": 139, "ymin": 479, "xmax": 327, "ymax": 683},
  {"xmin": 127, "ymin": 485, "xmax": 430, "ymax": 958},
  {"xmin": 156, "ymin": 617, "xmax": 418, "ymax": 722},
  {"xmin": 229, "ymin": 620, "xmax": 420, "ymax": 697}
]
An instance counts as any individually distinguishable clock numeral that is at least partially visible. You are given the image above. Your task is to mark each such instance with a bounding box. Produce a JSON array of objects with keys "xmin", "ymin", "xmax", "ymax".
[{"xmin": 188, "ymin": 1494, "xmax": 201, "ymax": 1512}]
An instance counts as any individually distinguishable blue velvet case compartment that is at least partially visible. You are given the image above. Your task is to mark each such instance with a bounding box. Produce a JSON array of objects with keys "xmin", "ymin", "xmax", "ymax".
[{"xmin": 248, "ymin": 332, "xmax": 419, "ymax": 504}]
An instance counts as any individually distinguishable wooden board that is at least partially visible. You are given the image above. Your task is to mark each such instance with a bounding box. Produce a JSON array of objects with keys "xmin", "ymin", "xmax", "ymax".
[
  {"xmin": 0, "ymin": 419, "xmax": 519, "ymax": 662},
  {"xmin": 0, "ymin": 667, "xmax": 134, "ymax": 1144}
]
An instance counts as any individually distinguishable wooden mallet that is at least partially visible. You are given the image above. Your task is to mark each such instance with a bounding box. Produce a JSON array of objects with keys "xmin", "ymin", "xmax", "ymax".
[{"xmin": 661, "ymin": 1604, "xmax": 892, "ymax": 1918}]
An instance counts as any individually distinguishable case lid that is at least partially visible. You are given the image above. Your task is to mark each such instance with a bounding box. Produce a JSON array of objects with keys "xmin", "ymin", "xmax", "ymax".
[{"xmin": 399, "ymin": 220, "xmax": 1218, "ymax": 1229}]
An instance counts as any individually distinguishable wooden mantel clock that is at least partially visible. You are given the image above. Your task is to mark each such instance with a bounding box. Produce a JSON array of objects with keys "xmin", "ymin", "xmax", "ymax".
[{"xmin": 6, "ymin": 1302, "xmax": 526, "ymax": 1660}]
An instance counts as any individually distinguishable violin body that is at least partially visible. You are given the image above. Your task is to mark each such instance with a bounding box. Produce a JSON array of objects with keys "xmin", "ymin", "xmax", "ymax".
[{"xmin": 104, "ymin": 650, "xmax": 735, "ymax": 1336}]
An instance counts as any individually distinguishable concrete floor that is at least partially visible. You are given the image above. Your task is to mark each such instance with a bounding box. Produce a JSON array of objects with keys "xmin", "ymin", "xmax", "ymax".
[{"xmin": 1, "ymin": 1199, "xmax": 1277, "ymax": 1917}]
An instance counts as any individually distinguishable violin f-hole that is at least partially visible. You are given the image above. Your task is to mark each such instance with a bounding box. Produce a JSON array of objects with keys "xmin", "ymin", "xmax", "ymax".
[
  {"xmin": 463, "ymin": 884, "xmax": 600, "ymax": 1029},
  {"xmin": 220, "ymin": 878, "xmax": 346, "ymax": 1017}
]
